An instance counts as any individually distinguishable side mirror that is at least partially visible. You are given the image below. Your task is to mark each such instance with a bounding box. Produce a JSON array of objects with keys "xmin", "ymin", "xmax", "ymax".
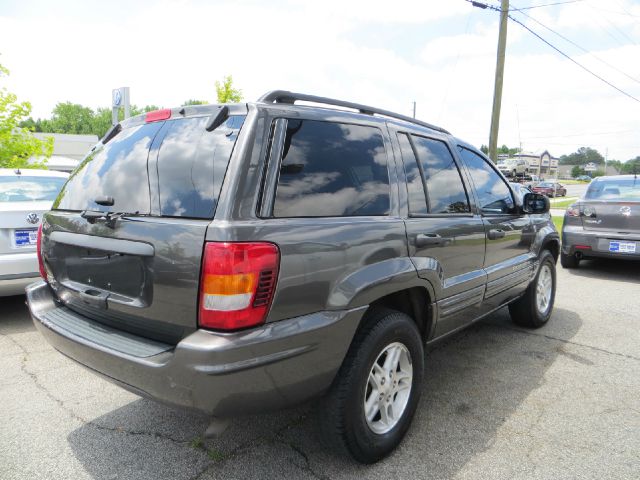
[{"xmin": 523, "ymin": 192, "xmax": 550, "ymax": 214}]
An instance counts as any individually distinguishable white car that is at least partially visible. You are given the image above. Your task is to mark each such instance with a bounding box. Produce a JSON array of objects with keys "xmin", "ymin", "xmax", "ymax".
[
  {"xmin": 0, "ymin": 168, "xmax": 68, "ymax": 296},
  {"xmin": 497, "ymin": 158, "xmax": 528, "ymax": 177}
]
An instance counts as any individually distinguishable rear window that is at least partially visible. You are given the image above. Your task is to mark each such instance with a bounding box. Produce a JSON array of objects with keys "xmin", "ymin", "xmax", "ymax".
[
  {"xmin": 0, "ymin": 176, "xmax": 67, "ymax": 202},
  {"xmin": 53, "ymin": 116, "xmax": 244, "ymax": 218},
  {"xmin": 585, "ymin": 178, "xmax": 640, "ymax": 201},
  {"xmin": 272, "ymin": 119, "xmax": 390, "ymax": 217},
  {"xmin": 54, "ymin": 122, "xmax": 163, "ymax": 214}
]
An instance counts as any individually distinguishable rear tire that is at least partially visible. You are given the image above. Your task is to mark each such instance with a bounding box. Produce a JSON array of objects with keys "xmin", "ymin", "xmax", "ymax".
[
  {"xmin": 560, "ymin": 252, "xmax": 579, "ymax": 269},
  {"xmin": 509, "ymin": 250, "xmax": 556, "ymax": 328},
  {"xmin": 318, "ymin": 309, "xmax": 424, "ymax": 463}
]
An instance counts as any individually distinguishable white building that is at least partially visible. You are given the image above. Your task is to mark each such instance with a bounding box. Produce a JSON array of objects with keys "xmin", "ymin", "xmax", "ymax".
[
  {"xmin": 30, "ymin": 132, "xmax": 98, "ymax": 172},
  {"xmin": 508, "ymin": 150, "xmax": 559, "ymax": 177}
]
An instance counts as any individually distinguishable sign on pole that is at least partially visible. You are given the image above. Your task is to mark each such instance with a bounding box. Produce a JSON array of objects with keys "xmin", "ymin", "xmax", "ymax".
[
  {"xmin": 584, "ymin": 162, "xmax": 597, "ymax": 172},
  {"xmin": 112, "ymin": 87, "xmax": 131, "ymax": 126}
]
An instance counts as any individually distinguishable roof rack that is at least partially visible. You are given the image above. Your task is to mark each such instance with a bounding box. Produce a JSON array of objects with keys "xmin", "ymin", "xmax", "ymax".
[{"xmin": 257, "ymin": 90, "xmax": 450, "ymax": 134}]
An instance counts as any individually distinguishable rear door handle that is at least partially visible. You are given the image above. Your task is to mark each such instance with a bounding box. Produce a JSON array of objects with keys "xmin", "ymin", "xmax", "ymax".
[
  {"xmin": 488, "ymin": 229, "xmax": 506, "ymax": 240},
  {"xmin": 415, "ymin": 233, "xmax": 450, "ymax": 247}
]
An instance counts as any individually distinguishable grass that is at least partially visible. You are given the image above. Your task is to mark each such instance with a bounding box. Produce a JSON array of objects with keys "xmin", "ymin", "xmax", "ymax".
[
  {"xmin": 559, "ymin": 179, "xmax": 589, "ymax": 185},
  {"xmin": 549, "ymin": 197, "xmax": 578, "ymax": 209},
  {"xmin": 552, "ymin": 215, "xmax": 564, "ymax": 232}
]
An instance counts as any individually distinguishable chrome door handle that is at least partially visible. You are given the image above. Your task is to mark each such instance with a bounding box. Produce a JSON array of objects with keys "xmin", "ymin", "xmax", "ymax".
[
  {"xmin": 488, "ymin": 229, "xmax": 506, "ymax": 240},
  {"xmin": 415, "ymin": 234, "xmax": 450, "ymax": 247}
]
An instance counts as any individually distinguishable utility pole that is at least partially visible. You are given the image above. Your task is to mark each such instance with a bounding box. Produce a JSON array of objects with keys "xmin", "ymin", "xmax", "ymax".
[
  {"xmin": 412, "ymin": 101, "xmax": 416, "ymax": 119},
  {"xmin": 488, "ymin": 0, "xmax": 509, "ymax": 162}
]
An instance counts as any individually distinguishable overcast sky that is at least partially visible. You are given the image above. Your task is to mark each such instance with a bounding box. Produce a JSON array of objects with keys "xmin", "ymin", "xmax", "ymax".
[{"xmin": 1, "ymin": 0, "xmax": 639, "ymax": 160}]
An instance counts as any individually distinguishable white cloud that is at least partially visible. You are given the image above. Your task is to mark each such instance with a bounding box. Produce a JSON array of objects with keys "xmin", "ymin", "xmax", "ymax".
[{"xmin": 0, "ymin": 0, "xmax": 639, "ymax": 160}]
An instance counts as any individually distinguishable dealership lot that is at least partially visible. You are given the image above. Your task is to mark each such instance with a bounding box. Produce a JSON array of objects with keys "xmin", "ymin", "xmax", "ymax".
[{"xmin": 1, "ymin": 259, "xmax": 638, "ymax": 480}]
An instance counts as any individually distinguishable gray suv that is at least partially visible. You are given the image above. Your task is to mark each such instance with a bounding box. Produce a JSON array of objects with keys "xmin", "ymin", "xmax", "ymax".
[{"xmin": 26, "ymin": 91, "xmax": 559, "ymax": 463}]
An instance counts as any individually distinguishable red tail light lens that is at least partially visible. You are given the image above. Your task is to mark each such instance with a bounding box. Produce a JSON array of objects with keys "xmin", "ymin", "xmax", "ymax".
[
  {"xmin": 145, "ymin": 109, "xmax": 171, "ymax": 123},
  {"xmin": 566, "ymin": 204, "xmax": 580, "ymax": 217},
  {"xmin": 198, "ymin": 242, "xmax": 280, "ymax": 331},
  {"xmin": 36, "ymin": 223, "xmax": 47, "ymax": 280}
]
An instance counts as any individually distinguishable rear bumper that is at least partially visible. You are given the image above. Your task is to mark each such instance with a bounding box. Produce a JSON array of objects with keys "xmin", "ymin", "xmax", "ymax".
[
  {"xmin": 0, "ymin": 252, "xmax": 38, "ymax": 296},
  {"xmin": 26, "ymin": 281, "xmax": 364, "ymax": 417},
  {"xmin": 562, "ymin": 226, "xmax": 640, "ymax": 260}
]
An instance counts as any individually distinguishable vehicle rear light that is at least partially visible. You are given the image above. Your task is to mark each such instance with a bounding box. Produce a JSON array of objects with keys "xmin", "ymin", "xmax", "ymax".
[
  {"xmin": 566, "ymin": 204, "xmax": 580, "ymax": 217},
  {"xmin": 198, "ymin": 242, "xmax": 280, "ymax": 330},
  {"xmin": 145, "ymin": 109, "xmax": 171, "ymax": 122},
  {"xmin": 36, "ymin": 223, "xmax": 47, "ymax": 280}
]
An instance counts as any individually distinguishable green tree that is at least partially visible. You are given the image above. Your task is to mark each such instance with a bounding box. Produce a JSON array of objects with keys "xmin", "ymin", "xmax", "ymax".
[
  {"xmin": 46, "ymin": 102, "xmax": 96, "ymax": 134},
  {"xmin": 559, "ymin": 147, "xmax": 604, "ymax": 166},
  {"xmin": 621, "ymin": 156, "xmax": 640, "ymax": 174},
  {"xmin": 571, "ymin": 165, "xmax": 585, "ymax": 178},
  {"xmin": 480, "ymin": 144, "xmax": 489, "ymax": 155},
  {"xmin": 215, "ymin": 75, "xmax": 243, "ymax": 103},
  {"xmin": 0, "ymin": 61, "xmax": 53, "ymax": 169},
  {"xmin": 182, "ymin": 99, "xmax": 208, "ymax": 105}
]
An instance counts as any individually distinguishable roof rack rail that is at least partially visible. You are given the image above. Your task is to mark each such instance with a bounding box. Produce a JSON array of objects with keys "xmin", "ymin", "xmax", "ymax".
[{"xmin": 257, "ymin": 90, "xmax": 450, "ymax": 134}]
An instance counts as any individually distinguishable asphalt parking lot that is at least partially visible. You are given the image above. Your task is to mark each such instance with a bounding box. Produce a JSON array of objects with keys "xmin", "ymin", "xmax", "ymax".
[{"xmin": 2, "ymin": 259, "xmax": 639, "ymax": 480}]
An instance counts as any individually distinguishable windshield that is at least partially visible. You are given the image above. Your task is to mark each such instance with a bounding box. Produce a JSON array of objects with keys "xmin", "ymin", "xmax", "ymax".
[
  {"xmin": 0, "ymin": 176, "xmax": 67, "ymax": 202},
  {"xmin": 539, "ymin": 182, "xmax": 554, "ymax": 188},
  {"xmin": 585, "ymin": 178, "xmax": 640, "ymax": 201}
]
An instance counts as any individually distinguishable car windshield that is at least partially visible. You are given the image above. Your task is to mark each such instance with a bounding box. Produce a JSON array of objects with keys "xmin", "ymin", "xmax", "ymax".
[
  {"xmin": 585, "ymin": 178, "xmax": 640, "ymax": 201},
  {"xmin": 0, "ymin": 176, "xmax": 67, "ymax": 202},
  {"xmin": 539, "ymin": 182, "xmax": 554, "ymax": 187}
]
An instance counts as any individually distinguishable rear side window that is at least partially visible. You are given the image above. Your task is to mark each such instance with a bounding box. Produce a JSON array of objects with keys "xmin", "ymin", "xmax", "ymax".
[
  {"xmin": 272, "ymin": 119, "xmax": 390, "ymax": 217},
  {"xmin": 54, "ymin": 122, "xmax": 163, "ymax": 213},
  {"xmin": 458, "ymin": 147, "xmax": 515, "ymax": 214},
  {"xmin": 411, "ymin": 136, "xmax": 470, "ymax": 214},
  {"xmin": 0, "ymin": 176, "xmax": 67, "ymax": 202},
  {"xmin": 585, "ymin": 178, "xmax": 640, "ymax": 201},
  {"xmin": 157, "ymin": 116, "xmax": 244, "ymax": 218}
]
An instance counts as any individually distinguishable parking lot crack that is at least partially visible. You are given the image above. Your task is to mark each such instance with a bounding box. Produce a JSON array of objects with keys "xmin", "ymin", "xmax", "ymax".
[{"xmin": 486, "ymin": 324, "xmax": 640, "ymax": 362}]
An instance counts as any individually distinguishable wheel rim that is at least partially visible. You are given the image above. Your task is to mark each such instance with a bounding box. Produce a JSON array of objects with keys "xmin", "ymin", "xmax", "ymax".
[
  {"xmin": 535, "ymin": 264, "xmax": 553, "ymax": 315},
  {"xmin": 363, "ymin": 341, "xmax": 413, "ymax": 435}
]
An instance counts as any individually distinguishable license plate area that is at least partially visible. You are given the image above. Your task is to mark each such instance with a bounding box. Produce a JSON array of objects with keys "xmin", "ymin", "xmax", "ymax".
[
  {"xmin": 14, "ymin": 229, "xmax": 37, "ymax": 248},
  {"xmin": 609, "ymin": 240, "xmax": 637, "ymax": 253}
]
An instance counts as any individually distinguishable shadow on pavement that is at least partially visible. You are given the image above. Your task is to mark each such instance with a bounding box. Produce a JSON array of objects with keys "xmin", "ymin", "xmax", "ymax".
[
  {"xmin": 66, "ymin": 307, "xmax": 582, "ymax": 479},
  {"xmin": 563, "ymin": 258, "xmax": 640, "ymax": 283},
  {"xmin": 0, "ymin": 294, "xmax": 36, "ymax": 334}
]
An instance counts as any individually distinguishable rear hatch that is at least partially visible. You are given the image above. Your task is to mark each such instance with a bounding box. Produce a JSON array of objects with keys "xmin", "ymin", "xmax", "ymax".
[
  {"xmin": 42, "ymin": 110, "xmax": 246, "ymax": 344},
  {"xmin": 580, "ymin": 178, "xmax": 640, "ymax": 235},
  {"xmin": 0, "ymin": 174, "xmax": 67, "ymax": 256}
]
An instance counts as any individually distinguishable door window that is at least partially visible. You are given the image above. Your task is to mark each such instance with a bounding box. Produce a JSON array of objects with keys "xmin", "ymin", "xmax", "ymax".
[
  {"xmin": 410, "ymin": 135, "xmax": 470, "ymax": 214},
  {"xmin": 272, "ymin": 119, "xmax": 390, "ymax": 217},
  {"xmin": 458, "ymin": 147, "xmax": 515, "ymax": 214}
]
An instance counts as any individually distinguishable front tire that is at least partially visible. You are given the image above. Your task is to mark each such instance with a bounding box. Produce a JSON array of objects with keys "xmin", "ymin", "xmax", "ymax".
[
  {"xmin": 318, "ymin": 309, "xmax": 424, "ymax": 463},
  {"xmin": 509, "ymin": 250, "xmax": 556, "ymax": 328}
]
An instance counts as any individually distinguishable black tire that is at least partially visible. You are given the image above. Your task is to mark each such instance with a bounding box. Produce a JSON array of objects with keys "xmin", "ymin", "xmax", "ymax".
[
  {"xmin": 318, "ymin": 309, "xmax": 424, "ymax": 463},
  {"xmin": 509, "ymin": 250, "xmax": 556, "ymax": 328},
  {"xmin": 560, "ymin": 252, "xmax": 579, "ymax": 269}
]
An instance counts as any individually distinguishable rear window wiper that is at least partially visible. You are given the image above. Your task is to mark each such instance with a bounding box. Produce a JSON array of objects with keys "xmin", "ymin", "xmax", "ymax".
[{"xmin": 80, "ymin": 210, "xmax": 130, "ymax": 228}]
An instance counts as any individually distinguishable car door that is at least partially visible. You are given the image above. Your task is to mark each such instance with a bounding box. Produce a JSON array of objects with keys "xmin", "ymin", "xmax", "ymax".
[
  {"xmin": 391, "ymin": 129, "xmax": 488, "ymax": 338},
  {"xmin": 457, "ymin": 146, "xmax": 535, "ymax": 309}
]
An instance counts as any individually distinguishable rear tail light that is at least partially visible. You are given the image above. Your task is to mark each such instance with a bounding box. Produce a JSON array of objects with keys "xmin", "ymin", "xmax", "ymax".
[
  {"xmin": 145, "ymin": 109, "xmax": 171, "ymax": 122},
  {"xmin": 198, "ymin": 242, "xmax": 280, "ymax": 330},
  {"xmin": 566, "ymin": 204, "xmax": 580, "ymax": 217},
  {"xmin": 36, "ymin": 223, "xmax": 47, "ymax": 280}
]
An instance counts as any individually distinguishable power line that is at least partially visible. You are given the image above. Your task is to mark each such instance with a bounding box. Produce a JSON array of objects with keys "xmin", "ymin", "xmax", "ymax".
[
  {"xmin": 512, "ymin": 0, "xmax": 584, "ymax": 11},
  {"xmin": 464, "ymin": 1, "xmax": 640, "ymax": 104},
  {"xmin": 506, "ymin": 13, "xmax": 640, "ymax": 103},
  {"xmin": 513, "ymin": 8, "xmax": 640, "ymax": 85}
]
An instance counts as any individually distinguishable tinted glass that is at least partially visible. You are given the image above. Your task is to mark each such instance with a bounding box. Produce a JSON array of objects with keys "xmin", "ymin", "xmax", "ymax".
[
  {"xmin": 397, "ymin": 133, "xmax": 428, "ymax": 215},
  {"xmin": 0, "ymin": 176, "xmax": 67, "ymax": 202},
  {"xmin": 54, "ymin": 122, "xmax": 163, "ymax": 213},
  {"xmin": 273, "ymin": 120, "xmax": 390, "ymax": 217},
  {"xmin": 158, "ymin": 115, "xmax": 244, "ymax": 218},
  {"xmin": 585, "ymin": 178, "xmax": 640, "ymax": 201},
  {"xmin": 411, "ymin": 136, "xmax": 470, "ymax": 214},
  {"xmin": 458, "ymin": 147, "xmax": 515, "ymax": 214}
]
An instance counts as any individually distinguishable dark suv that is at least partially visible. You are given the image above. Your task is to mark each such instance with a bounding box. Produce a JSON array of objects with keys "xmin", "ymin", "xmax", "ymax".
[{"xmin": 27, "ymin": 91, "xmax": 558, "ymax": 463}]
